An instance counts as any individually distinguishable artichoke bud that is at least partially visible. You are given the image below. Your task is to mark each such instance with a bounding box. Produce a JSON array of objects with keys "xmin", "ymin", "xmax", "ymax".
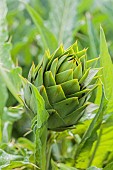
[{"xmin": 24, "ymin": 42, "xmax": 100, "ymax": 131}]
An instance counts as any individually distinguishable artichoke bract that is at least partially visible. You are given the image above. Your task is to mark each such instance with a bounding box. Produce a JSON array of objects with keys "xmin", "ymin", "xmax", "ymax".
[{"xmin": 24, "ymin": 42, "xmax": 100, "ymax": 131}]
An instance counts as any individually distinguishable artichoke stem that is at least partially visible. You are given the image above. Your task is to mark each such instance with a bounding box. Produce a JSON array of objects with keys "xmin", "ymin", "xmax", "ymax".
[
  {"xmin": 46, "ymin": 131, "xmax": 53, "ymax": 169},
  {"xmin": 35, "ymin": 125, "xmax": 48, "ymax": 170}
]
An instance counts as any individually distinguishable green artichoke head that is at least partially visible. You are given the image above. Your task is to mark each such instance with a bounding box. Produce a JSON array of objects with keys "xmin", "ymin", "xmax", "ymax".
[{"xmin": 24, "ymin": 42, "xmax": 100, "ymax": 131}]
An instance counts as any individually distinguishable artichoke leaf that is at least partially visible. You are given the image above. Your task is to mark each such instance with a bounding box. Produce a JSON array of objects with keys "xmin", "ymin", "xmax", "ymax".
[
  {"xmin": 56, "ymin": 54, "xmax": 69, "ymax": 72},
  {"xmin": 56, "ymin": 69, "xmax": 73, "ymax": 84},
  {"xmin": 34, "ymin": 59, "xmax": 43, "ymax": 78},
  {"xmin": 79, "ymin": 68, "xmax": 90, "ymax": 85},
  {"xmin": 61, "ymin": 79, "xmax": 80, "ymax": 95},
  {"xmin": 71, "ymin": 41, "xmax": 78, "ymax": 52},
  {"xmin": 50, "ymin": 58, "xmax": 58, "ymax": 78},
  {"xmin": 63, "ymin": 47, "xmax": 74, "ymax": 56},
  {"xmin": 48, "ymin": 110, "xmax": 66, "ymax": 131},
  {"xmin": 28, "ymin": 63, "xmax": 35, "ymax": 82},
  {"xmin": 64, "ymin": 103, "xmax": 90, "ymax": 125},
  {"xmin": 24, "ymin": 83, "xmax": 31, "ymax": 107},
  {"xmin": 64, "ymin": 42, "xmax": 78, "ymax": 54},
  {"xmin": 34, "ymin": 67, "xmax": 43, "ymax": 87},
  {"xmin": 79, "ymin": 54, "xmax": 86, "ymax": 70},
  {"xmin": 38, "ymin": 85, "xmax": 52, "ymax": 110},
  {"xmin": 73, "ymin": 63, "xmax": 82, "ymax": 80},
  {"xmin": 83, "ymin": 68, "xmax": 101, "ymax": 87},
  {"xmin": 46, "ymin": 85, "xmax": 66, "ymax": 104},
  {"xmin": 68, "ymin": 88, "xmax": 90, "ymax": 98},
  {"xmin": 42, "ymin": 50, "xmax": 50, "ymax": 72},
  {"xmin": 86, "ymin": 57, "xmax": 99, "ymax": 68},
  {"xmin": 30, "ymin": 84, "xmax": 49, "ymax": 128},
  {"xmin": 44, "ymin": 71, "xmax": 56, "ymax": 87},
  {"xmin": 53, "ymin": 97, "xmax": 79, "ymax": 118},
  {"xmin": 76, "ymin": 48, "xmax": 87, "ymax": 58},
  {"xmin": 79, "ymin": 83, "xmax": 99, "ymax": 107},
  {"xmin": 46, "ymin": 45, "xmax": 64, "ymax": 70},
  {"xmin": 58, "ymin": 58, "xmax": 74, "ymax": 72}
]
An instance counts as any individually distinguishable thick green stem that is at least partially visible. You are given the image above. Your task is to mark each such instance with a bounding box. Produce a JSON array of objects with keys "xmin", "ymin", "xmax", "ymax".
[
  {"xmin": 35, "ymin": 125, "xmax": 48, "ymax": 170},
  {"xmin": 46, "ymin": 131, "xmax": 53, "ymax": 169}
]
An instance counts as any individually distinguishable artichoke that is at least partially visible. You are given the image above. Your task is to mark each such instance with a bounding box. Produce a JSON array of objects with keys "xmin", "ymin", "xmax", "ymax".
[{"xmin": 24, "ymin": 42, "xmax": 100, "ymax": 131}]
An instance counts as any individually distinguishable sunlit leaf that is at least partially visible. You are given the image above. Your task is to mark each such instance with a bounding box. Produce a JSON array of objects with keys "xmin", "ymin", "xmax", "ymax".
[
  {"xmin": 91, "ymin": 126, "xmax": 113, "ymax": 167},
  {"xmin": 103, "ymin": 162, "xmax": 113, "ymax": 170},
  {"xmin": 1, "ymin": 161, "xmax": 37, "ymax": 170},
  {"xmin": 100, "ymin": 27, "xmax": 113, "ymax": 114},
  {"xmin": 77, "ymin": 0, "xmax": 93, "ymax": 13},
  {"xmin": 75, "ymin": 86, "xmax": 106, "ymax": 169}
]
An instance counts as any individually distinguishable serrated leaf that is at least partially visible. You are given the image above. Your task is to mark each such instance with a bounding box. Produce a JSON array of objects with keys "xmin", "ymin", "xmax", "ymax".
[
  {"xmin": 2, "ymin": 107, "xmax": 23, "ymax": 142},
  {"xmin": 28, "ymin": 82, "xmax": 49, "ymax": 169},
  {"xmin": 0, "ymin": 66, "xmax": 23, "ymax": 105},
  {"xmin": 29, "ymin": 83, "xmax": 49, "ymax": 128},
  {"xmin": 0, "ymin": 0, "xmax": 23, "ymax": 107},
  {"xmin": 48, "ymin": 0, "xmax": 78, "ymax": 47},
  {"xmin": 0, "ymin": 149, "xmax": 23, "ymax": 167}
]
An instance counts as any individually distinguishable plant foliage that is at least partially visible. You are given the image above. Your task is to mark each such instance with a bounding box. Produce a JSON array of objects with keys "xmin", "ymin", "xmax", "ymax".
[{"xmin": 0, "ymin": 0, "xmax": 113, "ymax": 169}]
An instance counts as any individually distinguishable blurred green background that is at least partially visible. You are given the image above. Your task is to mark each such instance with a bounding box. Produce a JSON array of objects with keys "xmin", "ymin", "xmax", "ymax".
[{"xmin": 7, "ymin": 0, "xmax": 113, "ymax": 75}]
